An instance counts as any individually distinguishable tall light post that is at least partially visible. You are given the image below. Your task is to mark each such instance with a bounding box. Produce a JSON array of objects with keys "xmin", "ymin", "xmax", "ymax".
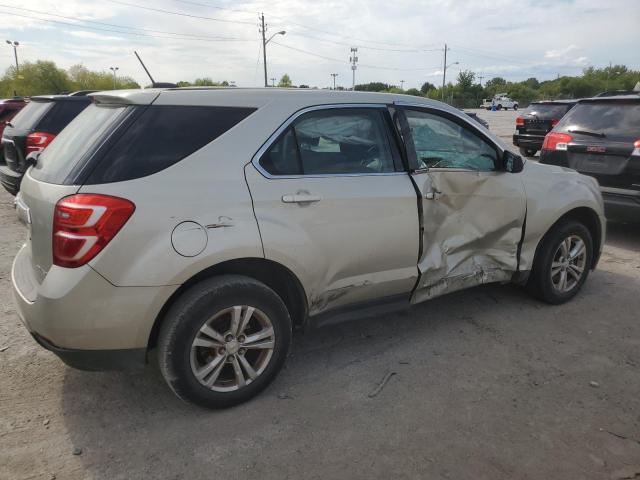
[
  {"xmin": 6, "ymin": 40, "xmax": 19, "ymax": 96},
  {"xmin": 331, "ymin": 73, "xmax": 338, "ymax": 89},
  {"xmin": 400, "ymin": 80, "xmax": 405, "ymax": 90},
  {"xmin": 270, "ymin": 77, "xmax": 276, "ymax": 87},
  {"xmin": 442, "ymin": 59, "xmax": 459, "ymax": 101},
  {"xmin": 109, "ymin": 66, "xmax": 119, "ymax": 90},
  {"xmin": 260, "ymin": 14, "xmax": 285, "ymax": 88}
]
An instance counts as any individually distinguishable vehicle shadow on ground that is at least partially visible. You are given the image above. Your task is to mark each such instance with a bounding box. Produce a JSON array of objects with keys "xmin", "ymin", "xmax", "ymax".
[
  {"xmin": 58, "ymin": 262, "xmax": 640, "ymax": 479},
  {"xmin": 606, "ymin": 220, "xmax": 640, "ymax": 252}
]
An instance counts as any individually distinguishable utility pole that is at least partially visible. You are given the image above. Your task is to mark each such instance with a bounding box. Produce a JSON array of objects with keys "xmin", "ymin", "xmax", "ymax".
[
  {"xmin": 271, "ymin": 77, "xmax": 276, "ymax": 87},
  {"xmin": 478, "ymin": 74, "xmax": 484, "ymax": 87},
  {"xmin": 259, "ymin": 13, "xmax": 285, "ymax": 88},
  {"xmin": 109, "ymin": 66, "xmax": 119, "ymax": 90},
  {"xmin": 441, "ymin": 43, "xmax": 447, "ymax": 100},
  {"xmin": 400, "ymin": 79, "xmax": 405, "ymax": 90},
  {"xmin": 331, "ymin": 73, "xmax": 338, "ymax": 89},
  {"xmin": 350, "ymin": 47, "xmax": 358, "ymax": 90}
]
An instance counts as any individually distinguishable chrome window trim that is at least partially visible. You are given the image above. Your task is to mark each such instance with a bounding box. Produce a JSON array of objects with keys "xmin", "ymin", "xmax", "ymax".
[{"xmin": 251, "ymin": 103, "xmax": 406, "ymax": 179}]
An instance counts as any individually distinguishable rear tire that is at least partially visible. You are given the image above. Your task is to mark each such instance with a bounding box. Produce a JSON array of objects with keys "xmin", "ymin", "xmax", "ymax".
[
  {"xmin": 158, "ymin": 275, "xmax": 292, "ymax": 408},
  {"xmin": 514, "ymin": 104, "xmax": 519, "ymax": 110},
  {"xmin": 497, "ymin": 104, "xmax": 503, "ymax": 110},
  {"xmin": 527, "ymin": 221, "xmax": 593, "ymax": 304}
]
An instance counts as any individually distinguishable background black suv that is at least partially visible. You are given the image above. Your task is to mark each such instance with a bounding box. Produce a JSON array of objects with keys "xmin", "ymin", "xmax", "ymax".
[
  {"xmin": 513, "ymin": 100, "xmax": 577, "ymax": 157},
  {"xmin": 0, "ymin": 94, "xmax": 91, "ymax": 195},
  {"xmin": 539, "ymin": 96, "xmax": 640, "ymax": 222}
]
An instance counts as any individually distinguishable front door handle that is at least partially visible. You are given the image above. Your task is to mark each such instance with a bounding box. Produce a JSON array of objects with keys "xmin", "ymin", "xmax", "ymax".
[
  {"xmin": 282, "ymin": 194, "xmax": 322, "ymax": 204},
  {"xmin": 425, "ymin": 190, "xmax": 441, "ymax": 200}
]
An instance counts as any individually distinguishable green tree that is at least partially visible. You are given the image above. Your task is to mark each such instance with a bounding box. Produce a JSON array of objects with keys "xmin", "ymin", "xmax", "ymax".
[
  {"xmin": 278, "ymin": 74, "xmax": 292, "ymax": 87},
  {"xmin": 354, "ymin": 82, "xmax": 390, "ymax": 92},
  {"xmin": 420, "ymin": 82, "xmax": 436, "ymax": 94},
  {"xmin": 405, "ymin": 88, "xmax": 423, "ymax": 97},
  {"xmin": 1, "ymin": 61, "xmax": 70, "ymax": 97},
  {"xmin": 456, "ymin": 70, "xmax": 475, "ymax": 91}
]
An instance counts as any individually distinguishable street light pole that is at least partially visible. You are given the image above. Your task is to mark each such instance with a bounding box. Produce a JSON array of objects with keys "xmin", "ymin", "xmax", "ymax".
[
  {"xmin": 400, "ymin": 80, "xmax": 405, "ymax": 90},
  {"xmin": 441, "ymin": 46, "xmax": 459, "ymax": 102},
  {"xmin": 271, "ymin": 77, "xmax": 276, "ymax": 87},
  {"xmin": 331, "ymin": 73, "xmax": 338, "ymax": 89},
  {"xmin": 259, "ymin": 13, "xmax": 285, "ymax": 88},
  {"xmin": 6, "ymin": 40, "xmax": 20, "ymax": 96},
  {"xmin": 109, "ymin": 66, "xmax": 119, "ymax": 90}
]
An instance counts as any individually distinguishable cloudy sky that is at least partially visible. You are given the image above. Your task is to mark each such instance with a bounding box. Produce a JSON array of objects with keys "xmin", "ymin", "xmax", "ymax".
[{"xmin": 0, "ymin": 0, "xmax": 638, "ymax": 89}]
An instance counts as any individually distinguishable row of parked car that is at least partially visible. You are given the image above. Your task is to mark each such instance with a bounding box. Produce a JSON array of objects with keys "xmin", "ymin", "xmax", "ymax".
[
  {"xmin": 1, "ymin": 84, "xmax": 635, "ymax": 408},
  {"xmin": 513, "ymin": 91, "xmax": 640, "ymax": 221}
]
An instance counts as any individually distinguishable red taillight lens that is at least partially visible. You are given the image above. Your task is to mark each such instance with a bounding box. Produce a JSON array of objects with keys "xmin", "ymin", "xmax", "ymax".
[
  {"xmin": 515, "ymin": 116, "xmax": 524, "ymax": 126},
  {"xmin": 26, "ymin": 132, "xmax": 56, "ymax": 154},
  {"xmin": 542, "ymin": 132, "xmax": 573, "ymax": 151},
  {"xmin": 633, "ymin": 139, "xmax": 640, "ymax": 156},
  {"xmin": 551, "ymin": 119, "xmax": 560, "ymax": 127},
  {"xmin": 53, "ymin": 194, "xmax": 135, "ymax": 268}
]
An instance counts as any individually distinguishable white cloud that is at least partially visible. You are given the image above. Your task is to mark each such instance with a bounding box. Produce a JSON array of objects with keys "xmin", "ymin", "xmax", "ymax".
[{"xmin": 66, "ymin": 30, "xmax": 124, "ymax": 41}]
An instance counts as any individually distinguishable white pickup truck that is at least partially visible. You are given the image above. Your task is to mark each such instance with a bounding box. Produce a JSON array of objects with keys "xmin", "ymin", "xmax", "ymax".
[{"xmin": 480, "ymin": 93, "xmax": 519, "ymax": 110}]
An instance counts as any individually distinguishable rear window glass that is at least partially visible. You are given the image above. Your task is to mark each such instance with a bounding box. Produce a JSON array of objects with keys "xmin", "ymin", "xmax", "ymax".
[
  {"xmin": 37, "ymin": 100, "xmax": 90, "ymax": 134},
  {"xmin": 86, "ymin": 105, "xmax": 255, "ymax": 183},
  {"xmin": 524, "ymin": 103, "xmax": 572, "ymax": 119},
  {"xmin": 30, "ymin": 104, "xmax": 128, "ymax": 184},
  {"xmin": 7, "ymin": 101, "xmax": 51, "ymax": 130},
  {"xmin": 556, "ymin": 101, "xmax": 640, "ymax": 139}
]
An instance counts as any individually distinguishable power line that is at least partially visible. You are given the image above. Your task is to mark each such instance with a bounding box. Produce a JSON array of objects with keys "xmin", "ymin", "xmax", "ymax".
[
  {"xmin": 0, "ymin": 4, "xmax": 253, "ymax": 41},
  {"xmin": 170, "ymin": 0, "xmax": 259, "ymax": 16},
  {"xmin": 105, "ymin": 0, "xmax": 256, "ymax": 25}
]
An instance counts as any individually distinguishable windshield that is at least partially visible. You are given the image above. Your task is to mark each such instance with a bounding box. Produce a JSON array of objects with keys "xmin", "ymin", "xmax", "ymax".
[
  {"xmin": 524, "ymin": 103, "xmax": 571, "ymax": 119},
  {"xmin": 4, "ymin": 101, "xmax": 51, "ymax": 132},
  {"xmin": 30, "ymin": 104, "xmax": 129, "ymax": 184},
  {"xmin": 555, "ymin": 101, "xmax": 640, "ymax": 139}
]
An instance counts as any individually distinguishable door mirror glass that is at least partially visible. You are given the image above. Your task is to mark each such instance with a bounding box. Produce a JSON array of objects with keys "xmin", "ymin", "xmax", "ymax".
[{"xmin": 503, "ymin": 150, "xmax": 524, "ymax": 173}]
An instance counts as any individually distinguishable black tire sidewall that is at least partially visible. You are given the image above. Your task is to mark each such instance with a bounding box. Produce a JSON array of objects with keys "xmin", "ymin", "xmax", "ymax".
[
  {"xmin": 532, "ymin": 221, "xmax": 593, "ymax": 304},
  {"xmin": 158, "ymin": 276, "xmax": 292, "ymax": 408}
]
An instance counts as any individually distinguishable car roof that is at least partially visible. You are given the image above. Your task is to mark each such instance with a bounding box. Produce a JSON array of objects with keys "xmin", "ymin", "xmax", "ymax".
[
  {"xmin": 530, "ymin": 99, "xmax": 578, "ymax": 105},
  {"xmin": 90, "ymin": 87, "xmax": 459, "ymax": 111},
  {"xmin": 579, "ymin": 95, "xmax": 640, "ymax": 103}
]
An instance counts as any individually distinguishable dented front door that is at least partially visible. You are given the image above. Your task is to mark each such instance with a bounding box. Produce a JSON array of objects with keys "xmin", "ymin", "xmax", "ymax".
[{"xmin": 398, "ymin": 106, "xmax": 526, "ymax": 303}]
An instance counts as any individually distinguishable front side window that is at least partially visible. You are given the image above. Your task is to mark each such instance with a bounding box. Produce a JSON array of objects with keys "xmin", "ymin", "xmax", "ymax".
[
  {"xmin": 405, "ymin": 109, "xmax": 498, "ymax": 171},
  {"xmin": 260, "ymin": 108, "xmax": 397, "ymax": 176}
]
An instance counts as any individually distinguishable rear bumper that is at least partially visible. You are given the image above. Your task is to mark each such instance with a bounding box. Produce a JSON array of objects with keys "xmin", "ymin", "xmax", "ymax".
[
  {"xmin": 513, "ymin": 134, "xmax": 544, "ymax": 149},
  {"xmin": 602, "ymin": 190, "xmax": 640, "ymax": 222},
  {"xmin": 0, "ymin": 164, "xmax": 22, "ymax": 196},
  {"xmin": 11, "ymin": 245, "xmax": 178, "ymax": 370}
]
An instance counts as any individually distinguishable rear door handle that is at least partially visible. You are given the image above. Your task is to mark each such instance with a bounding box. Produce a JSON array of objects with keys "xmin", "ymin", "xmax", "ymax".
[{"xmin": 282, "ymin": 194, "xmax": 322, "ymax": 204}]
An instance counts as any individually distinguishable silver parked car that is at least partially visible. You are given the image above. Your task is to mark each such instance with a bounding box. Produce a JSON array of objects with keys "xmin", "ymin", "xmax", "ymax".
[{"xmin": 12, "ymin": 88, "xmax": 605, "ymax": 408}]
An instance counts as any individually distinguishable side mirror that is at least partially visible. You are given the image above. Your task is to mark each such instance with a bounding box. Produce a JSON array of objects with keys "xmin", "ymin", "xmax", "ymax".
[
  {"xmin": 502, "ymin": 150, "xmax": 524, "ymax": 173},
  {"xmin": 19, "ymin": 151, "xmax": 41, "ymax": 172}
]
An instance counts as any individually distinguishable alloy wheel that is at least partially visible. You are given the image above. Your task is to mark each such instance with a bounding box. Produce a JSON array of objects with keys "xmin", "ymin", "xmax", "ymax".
[{"xmin": 550, "ymin": 235, "xmax": 587, "ymax": 293}]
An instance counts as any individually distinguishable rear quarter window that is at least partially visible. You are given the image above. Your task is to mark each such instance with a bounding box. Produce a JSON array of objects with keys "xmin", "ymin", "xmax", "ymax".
[
  {"xmin": 556, "ymin": 101, "xmax": 640, "ymax": 139},
  {"xmin": 86, "ymin": 105, "xmax": 255, "ymax": 183}
]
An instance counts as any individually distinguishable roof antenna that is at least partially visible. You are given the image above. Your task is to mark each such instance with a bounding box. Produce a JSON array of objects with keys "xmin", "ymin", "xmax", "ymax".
[{"xmin": 134, "ymin": 51, "xmax": 156, "ymax": 86}]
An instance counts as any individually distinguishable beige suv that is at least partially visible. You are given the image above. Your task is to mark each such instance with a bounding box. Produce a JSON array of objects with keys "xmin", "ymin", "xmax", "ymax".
[{"xmin": 12, "ymin": 88, "xmax": 605, "ymax": 408}]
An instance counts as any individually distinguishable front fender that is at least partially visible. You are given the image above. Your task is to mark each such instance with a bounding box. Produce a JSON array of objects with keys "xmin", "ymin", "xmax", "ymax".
[{"xmin": 519, "ymin": 161, "xmax": 605, "ymax": 272}]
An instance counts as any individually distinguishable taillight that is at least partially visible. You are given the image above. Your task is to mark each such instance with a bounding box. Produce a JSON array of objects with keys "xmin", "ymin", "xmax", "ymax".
[
  {"xmin": 26, "ymin": 132, "xmax": 56, "ymax": 154},
  {"xmin": 542, "ymin": 132, "xmax": 573, "ymax": 151},
  {"xmin": 53, "ymin": 194, "xmax": 135, "ymax": 268},
  {"xmin": 551, "ymin": 119, "xmax": 560, "ymax": 127},
  {"xmin": 516, "ymin": 116, "xmax": 524, "ymax": 126},
  {"xmin": 633, "ymin": 139, "xmax": 640, "ymax": 156}
]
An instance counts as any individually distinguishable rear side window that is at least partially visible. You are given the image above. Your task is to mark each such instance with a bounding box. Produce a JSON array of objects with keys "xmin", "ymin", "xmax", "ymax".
[
  {"xmin": 87, "ymin": 105, "xmax": 255, "ymax": 183},
  {"xmin": 524, "ymin": 103, "xmax": 571, "ymax": 119},
  {"xmin": 6, "ymin": 101, "xmax": 52, "ymax": 130},
  {"xmin": 37, "ymin": 100, "xmax": 89, "ymax": 134},
  {"xmin": 556, "ymin": 101, "xmax": 640, "ymax": 139}
]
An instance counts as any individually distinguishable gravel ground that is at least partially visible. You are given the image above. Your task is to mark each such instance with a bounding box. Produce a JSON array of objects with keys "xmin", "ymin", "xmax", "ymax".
[{"xmin": 1, "ymin": 109, "xmax": 639, "ymax": 480}]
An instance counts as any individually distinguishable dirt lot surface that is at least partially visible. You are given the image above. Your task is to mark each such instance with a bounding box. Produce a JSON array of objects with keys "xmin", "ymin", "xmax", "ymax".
[{"xmin": 1, "ymin": 109, "xmax": 639, "ymax": 480}]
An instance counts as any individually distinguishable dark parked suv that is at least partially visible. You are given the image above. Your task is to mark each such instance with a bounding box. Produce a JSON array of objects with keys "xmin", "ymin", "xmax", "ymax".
[
  {"xmin": 0, "ymin": 94, "xmax": 91, "ymax": 195},
  {"xmin": 513, "ymin": 100, "xmax": 577, "ymax": 157},
  {"xmin": 540, "ymin": 96, "xmax": 640, "ymax": 221}
]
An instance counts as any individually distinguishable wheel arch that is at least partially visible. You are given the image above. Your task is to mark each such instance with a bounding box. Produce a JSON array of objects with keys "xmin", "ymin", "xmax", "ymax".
[
  {"xmin": 531, "ymin": 206, "xmax": 602, "ymax": 273},
  {"xmin": 147, "ymin": 258, "xmax": 308, "ymax": 351}
]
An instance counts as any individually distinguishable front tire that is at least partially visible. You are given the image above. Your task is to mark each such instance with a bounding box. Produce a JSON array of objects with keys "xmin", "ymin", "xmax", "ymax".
[
  {"xmin": 527, "ymin": 221, "xmax": 593, "ymax": 304},
  {"xmin": 497, "ymin": 104, "xmax": 503, "ymax": 110},
  {"xmin": 513, "ymin": 104, "xmax": 519, "ymax": 110},
  {"xmin": 158, "ymin": 275, "xmax": 292, "ymax": 408}
]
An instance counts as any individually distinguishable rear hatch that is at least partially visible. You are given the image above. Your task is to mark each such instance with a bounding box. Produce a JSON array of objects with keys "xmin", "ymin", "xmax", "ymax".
[
  {"xmin": 542, "ymin": 98, "xmax": 640, "ymax": 191},
  {"xmin": 517, "ymin": 102, "xmax": 574, "ymax": 136}
]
